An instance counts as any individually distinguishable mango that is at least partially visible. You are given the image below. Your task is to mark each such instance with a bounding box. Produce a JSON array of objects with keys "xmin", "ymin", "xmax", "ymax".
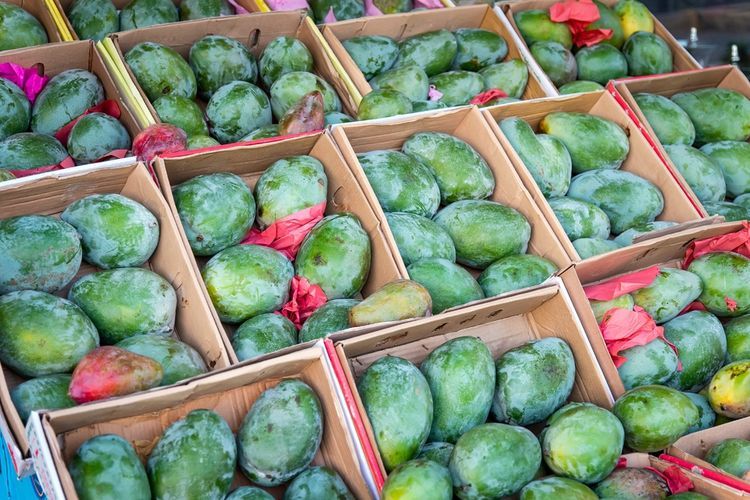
[
  {"xmin": 614, "ymin": 0, "xmax": 655, "ymax": 39},
  {"xmin": 343, "ymin": 35, "xmax": 399, "ymax": 80},
  {"xmin": 382, "ymin": 459, "xmax": 452, "ymax": 500},
  {"xmin": 385, "ymin": 212, "xmax": 456, "ymax": 266},
  {"xmin": 700, "ymin": 141, "xmax": 750, "ymax": 198},
  {"xmin": 283, "ymin": 466, "xmax": 353, "ymax": 500},
  {"xmin": 623, "ymin": 32, "xmax": 673, "ymax": 76},
  {"xmin": 238, "ymin": 379, "xmax": 322, "ymax": 486},
  {"xmin": 704, "ymin": 201, "xmax": 749, "ymax": 222},
  {"xmin": 548, "ymin": 197, "xmax": 610, "ymax": 240},
  {"xmin": 187, "ymin": 135, "xmax": 219, "ymax": 149},
  {"xmin": 736, "ymin": 193, "xmax": 750, "ymax": 210},
  {"xmin": 479, "ymin": 254, "xmax": 557, "ymax": 297},
  {"xmin": 68, "ymin": 0, "xmax": 118, "ymax": 41},
  {"xmin": 153, "ymin": 95, "xmax": 207, "ymax": 138},
  {"xmin": 575, "ymin": 44, "xmax": 628, "ymax": 85},
  {"xmin": 394, "ymin": 30, "xmax": 457, "ymax": 77},
  {"xmin": 309, "ymin": 0, "xmax": 363, "ymax": 23},
  {"xmin": 349, "ymin": 280, "xmax": 431, "ymax": 326},
  {"xmin": 259, "ymin": 36, "xmax": 313, "ymax": 89},
  {"xmin": 10, "ymin": 374, "xmax": 74, "ymax": 423},
  {"xmin": 69, "ymin": 435, "xmax": 150, "ymax": 500},
  {"xmin": 416, "ymin": 442, "xmax": 453, "ymax": 467},
  {"xmin": 478, "ymin": 59, "xmax": 528, "ymax": 99},
  {"xmin": 613, "ymin": 220, "xmax": 678, "ymax": 246},
  {"xmin": 635, "ymin": 93, "xmax": 695, "ymax": 145},
  {"xmin": 664, "ymin": 144, "xmax": 725, "ymax": 203},
  {"xmin": 613, "ymin": 385, "xmax": 700, "ymax": 451},
  {"xmin": 530, "ymin": 41, "xmax": 577, "ymax": 87},
  {"xmin": 226, "ymin": 487, "xmax": 273, "ymax": 500},
  {"xmin": 688, "ymin": 252, "xmax": 750, "ymax": 317},
  {"xmin": 0, "ymin": 78, "xmax": 30, "ymax": 141},
  {"xmin": 372, "ymin": 0, "xmax": 410, "ymax": 14},
  {"xmin": 325, "ymin": 111, "xmax": 354, "ymax": 125},
  {"xmin": 726, "ymin": 314, "xmax": 750, "ymax": 362},
  {"xmin": 663, "ymin": 311, "xmax": 726, "ymax": 391},
  {"xmin": 369, "ymin": 65, "xmax": 429, "ymax": 102},
  {"xmin": 683, "ymin": 392, "xmax": 715, "ymax": 433},
  {"xmin": 631, "ymin": 268, "xmax": 702, "ymax": 323},
  {"xmin": 617, "ymin": 338, "xmax": 678, "ymax": 390},
  {"xmin": 189, "ymin": 35, "xmax": 257, "ymax": 100},
  {"xmin": 277, "ymin": 90, "xmax": 323, "ymax": 136},
  {"xmin": 594, "ymin": 468, "xmax": 669, "ymax": 499},
  {"xmin": 452, "ymin": 28, "xmax": 508, "ymax": 72},
  {"xmin": 589, "ymin": 1, "xmax": 625, "ymax": 48},
  {"xmin": 0, "ymin": 2, "xmax": 47, "ymax": 51},
  {"xmin": 428, "ymin": 70, "xmax": 484, "ymax": 106},
  {"xmin": 589, "ymin": 293, "xmax": 634, "ymax": 323},
  {"xmin": 147, "ymin": 410, "xmax": 236, "ymax": 498},
  {"xmin": 359, "ymin": 356, "xmax": 433, "ymax": 471},
  {"xmin": 673, "ymin": 89, "xmax": 750, "ymax": 144},
  {"xmin": 558, "ymin": 80, "xmax": 604, "ymax": 94},
  {"xmin": 120, "ymin": 0, "xmax": 177, "ymax": 30},
  {"xmin": 707, "ymin": 360, "xmax": 750, "ymax": 418},
  {"xmin": 125, "ymin": 42, "xmax": 196, "ymax": 102},
  {"xmin": 68, "ymin": 112, "xmax": 131, "ymax": 164},
  {"xmin": 521, "ymin": 477, "xmax": 597, "ymax": 499},
  {"xmin": 542, "ymin": 402, "xmax": 624, "ymax": 483},
  {"xmin": 514, "ymin": 10, "xmax": 572, "ymax": 49},
  {"xmin": 270, "ymin": 71, "xmax": 341, "ymax": 120},
  {"xmin": 299, "ymin": 299, "xmax": 359, "ymax": 342},
  {"xmin": 573, "ymin": 237, "xmax": 621, "ymax": 258},
  {"xmin": 407, "ymin": 258, "xmax": 484, "ymax": 313},
  {"xmin": 179, "ymin": 0, "xmax": 233, "ymax": 19},
  {"xmin": 450, "ymin": 423, "xmax": 541, "ymax": 498},
  {"xmin": 231, "ymin": 313, "xmax": 297, "ymax": 360},
  {"xmin": 705, "ymin": 438, "xmax": 750, "ymax": 479},
  {"xmin": 357, "ymin": 89, "xmax": 412, "ymax": 120},
  {"xmin": 206, "ymin": 81, "xmax": 271, "ymax": 144},
  {"xmin": 116, "ymin": 335, "xmax": 207, "ymax": 386},
  {"xmin": 31, "ymin": 69, "xmax": 104, "ymax": 135}
]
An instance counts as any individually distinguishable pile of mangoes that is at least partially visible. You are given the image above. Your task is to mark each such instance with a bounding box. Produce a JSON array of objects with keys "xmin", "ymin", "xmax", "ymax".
[{"xmin": 344, "ymin": 28, "xmax": 530, "ymax": 120}]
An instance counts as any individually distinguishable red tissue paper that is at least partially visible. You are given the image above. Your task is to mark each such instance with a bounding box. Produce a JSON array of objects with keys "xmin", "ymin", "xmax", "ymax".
[
  {"xmin": 241, "ymin": 201, "xmax": 326, "ymax": 260},
  {"xmin": 682, "ymin": 221, "xmax": 750, "ymax": 268},
  {"xmin": 599, "ymin": 306, "xmax": 679, "ymax": 368},
  {"xmin": 583, "ymin": 266, "xmax": 660, "ymax": 301},
  {"xmin": 278, "ymin": 275, "xmax": 328, "ymax": 330},
  {"xmin": 469, "ymin": 88, "xmax": 508, "ymax": 106},
  {"xmin": 550, "ymin": 0, "xmax": 613, "ymax": 47}
]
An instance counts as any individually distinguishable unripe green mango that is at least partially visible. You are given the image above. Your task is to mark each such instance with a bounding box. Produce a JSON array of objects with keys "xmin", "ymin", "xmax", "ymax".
[
  {"xmin": 68, "ymin": 112, "xmax": 131, "ymax": 164},
  {"xmin": 270, "ymin": 71, "xmax": 340, "ymax": 120},
  {"xmin": 0, "ymin": 132, "xmax": 68, "ymax": 171},
  {"xmin": 612, "ymin": 220, "xmax": 677, "ymax": 246},
  {"xmin": 558, "ymin": 80, "xmax": 604, "ymax": 94},
  {"xmin": 416, "ymin": 442, "xmax": 453, "ymax": 467},
  {"xmin": 283, "ymin": 467, "xmax": 353, "ymax": 500},
  {"xmin": 259, "ymin": 36, "xmax": 313, "ymax": 89},
  {"xmin": 514, "ymin": 10, "xmax": 572, "ymax": 49},
  {"xmin": 478, "ymin": 254, "xmax": 557, "ymax": 297},
  {"xmin": 631, "ymin": 267, "xmax": 703, "ymax": 323},
  {"xmin": 407, "ymin": 258, "xmax": 484, "ymax": 313},
  {"xmin": 520, "ymin": 477, "xmax": 597, "ymax": 500},
  {"xmin": 673, "ymin": 88, "xmax": 750, "ymax": 144},
  {"xmin": 125, "ymin": 42, "xmax": 197, "ymax": 102},
  {"xmin": 357, "ymin": 89, "xmax": 412, "ymax": 120},
  {"xmin": 189, "ymin": 35, "xmax": 257, "ymax": 100},
  {"xmin": 617, "ymin": 338, "xmax": 678, "ymax": 390},
  {"xmin": 478, "ymin": 59, "xmax": 528, "ymax": 99},
  {"xmin": 575, "ymin": 44, "xmax": 628, "ymax": 85},
  {"xmin": 31, "ymin": 69, "xmax": 104, "ymax": 136},
  {"xmin": 726, "ymin": 314, "xmax": 750, "ymax": 362},
  {"xmin": 11, "ymin": 374, "xmax": 75, "ymax": 423},
  {"xmin": 385, "ymin": 212, "xmax": 456, "ymax": 266},
  {"xmin": 530, "ymin": 41, "xmax": 577, "ymax": 87},
  {"xmin": 299, "ymin": 299, "xmax": 359, "ymax": 342},
  {"xmin": 393, "ymin": 30, "xmax": 457, "ymax": 77},
  {"xmin": 343, "ymin": 35, "xmax": 399, "ymax": 80},
  {"xmin": 428, "ymin": 70, "xmax": 485, "ymax": 106},
  {"xmin": 705, "ymin": 438, "xmax": 750, "ymax": 478},
  {"xmin": 369, "ymin": 64, "xmax": 428, "ymax": 102},
  {"xmin": 623, "ymin": 32, "xmax": 673, "ymax": 76},
  {"xmin": 120, "ymin": 0, "xmax": 178, "ymax": 31},
  {"xmin": 548, "ymin": 197, "xmax": 610, "ymax": 240},
  {"xmin": 664, "ymin": 144, "xmax": 725, "ymax": 203},
  {"xmin": 635, "ymin": 93, "xmax": 695, "ymax": 145},
  {"xmin": 688, "ymin": 252, "xmax": 750, "ymax": 317},
  {"xmin": 116, "ymin": 335, "xmax": 207, "ymax": 385},
  {"xmin": 68, "ymin": 0, "xmax": 118, "ymax": 41},
  {"xmin": 382, "ymin": 459, "xmax": 452, "ymax": 500},
  {"xmin": 0, "ymin": 2, "xmax": 47, "ymax": 51},
  {"xmin": 231, "ymin": 313, "xmax": 297, "ymax": 360},
  {"xmin": 700, "ymin": 140, "xmax": 750, "ymax": 198},
  {"xmin": 452, "ymin": 28, "xmax": 508, "ymax": 72},
  {"xmin": 0, "ymin": 78, "xmax": 30, "ymax": 141},
  {"xmin": 179, "ymin": 0, "xmax": 234, "ymax": 19}
]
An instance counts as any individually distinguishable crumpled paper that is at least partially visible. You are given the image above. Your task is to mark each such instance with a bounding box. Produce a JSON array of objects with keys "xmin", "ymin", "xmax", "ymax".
[
  {"xmin": 469, "ymin": 88, "xmax": 508, "ymax": 106},
  {"xmin": 9, "ymin": 156, "xmax": 75, "ymax": 177},
  {"xmin": 682, "ymin": 221, "xmax": 750, "ymax": 267},
  {"xmin": 54, "ymin": 99, "xmax": 121, "ymax": 145},
  {"xmin": 599, "ymin": 306, "xmax": 679, "ymax": 369},
  {"xmin": 583, "ymin": 266, "xmax": 660, "ymax": 301},
  {"xmin": 241, "ymin": 200, "xmax": 326, "ymax": 260},
  {"xmin": 550, "ymin": 0, "xmax": 613, "ymax": 47},
  {"xmin": 278, "ymin": 275, "xmax": 328, "ymax": 329},
  {"xmin": 0, "ymin": 62, "xmax": 49, "ymax": 103}
]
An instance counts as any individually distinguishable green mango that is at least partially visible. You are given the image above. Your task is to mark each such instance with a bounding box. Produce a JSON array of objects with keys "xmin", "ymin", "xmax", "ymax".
[
  {"xmin": 428, "ymin": 70, "xmax": 484, "ymax": 106},
  {"xmin": 500, "ymin": 117, "xmax": 572, "ymax": 197},
  {"xmin": 589, "ymin": 294, "xmax": 634, "ymax": 323},
  {"xmin": 520, "ymin": 477, "xmax": 598, "ymax": 499},
  {"xmin": 594, "ymin": 468, "xmax": 670, "ymax": 499},
  {"xmin": 704, "ymin": 201, "xmax": 750, "ymax": 222},
  {"xmin": 358, "ymin": 89, "xmax": 413, "ymax": 120},
  {"xmin": 68, "ymin": 0, "xmax": 118, "ymax": 41},
  {"xmin": 0, "ymin": 2, "xmax": 47, "ymax": 51},
  {"xmin": 283, "ymin": 466, "xmax": 353, "ymax": 500},
  {"xmin": 493, "ymin": 338, "xmax": 575, "ymax": 425},
  {"xmin": 623, "ymin": 32, "xmax": 673, "ymax": 76},
  {"xmin": 558, "ymin": 80, "xmax": 604, "ymax": 94},
  {"xmin": 421, "ymin": 336, "xmax": 495, "ymax": 443},
  {"xmin": 613, "ymin": 220, "xmax": 677, "ymax": 246},
  {"xmin": 567, "ymin": 170, "xmax": 664, "ymax": 235},
  {"xmin": 259, "ymin": 36, "xmax": 313, "ymax": 89},
  {"xmin": 407, "ymin": 258, "xmax": 483, "ymax": 313},
  {"xmin": 683, "ymin": 392, "xmax": 716, "ymax": 433},
  {"xmin": 617, "ymin": 338, "xmax": 678, "ymax": 390},
  {"xmin": 514, "ymin": 10, "xmax": 572, "ymax": 49},
  {"xmin": 735, "ymin": 193, "xmax": 750, "ymax": 210},
  {"xmin": 359, "ymin": 356, "xmax": 432, "ymax": 471},
  {"xmin": 700, "ymin": 141, "xmax": 750, "ymax": 198},
  {"xmin": 343, "ymin": 35, "xmax": 399, "ymax": 80},
  {"xmin": 450, "ymin": 423, "xmax": 541, "ymax": 497},
  {"xmin": 394, "ymin": 30, "xmax": 457, "ymax": 77},
  {"xmin": 70, "ymin": 435, "xmax": 150, "ymax": 500},
  {"xmin": 348, "ymin": 280, "xmax": 431, "ymax": 326},
  {"xmin": 125, "ymin": 42, "xmax": 197, "ymax": 102},
  {"xmin": 548, "ymin": 197, "xmax": 610, "ymax": 240},
  {"xmin": 173, "ymin": 172, "xmax": 255, "ymax": 257},
  {"xmin": 530, "ymin": 41, "xmax": 577, "ymax": 87},
  {"xmin": 706, "ymin": 438, "xmax": 750, "ymax": 478},
  {"xmin": 412, "ymin": 100, "xmax": 448, "ymax": 112},
  {"xmin": 231, "ymin": 313, "xmax": 297, "ymax": 360},
  {"xmin": 613, "ymin": 385, "xmax": 700, "ymax": 452},
  {"xmin": 372, "ymin": 0, "xmax": 410, "ymax": 13},
  {"xmin": 708, "ymin": 360, "xmax": 750, "ymax": 418},
  {"xmin": 664, "ymin": 144, "xmax": 725, "ymax": 203},
  {"xmin": 189, "ymin": 35, "xmax": 257, "ymax": 100},
  {"xmin": 295, "ymin": 214, "xmax": 371, "ymax": 299},
  {"xmin": 416, "ymin": 442, "xmax": 453, "ymax": 467},
  {"xmin": 358, "ymin": 150, "xmax": 440, "ymax": 217},
  {"xmin": 241, "ymin": 125, "xmax": 278, "ymax": 141},
  {"xmin": 575, "ymin": 44, "xmax": 628, "ymax": 85},
  {"xmin": 434, "ymin": 200, "xmax": 531, "ymax": 269},
  {"xmin": 478, "ymin": 59, "xmax": 528, "ymax": 99},
  {"xmin": 0, "ymin": 290, "xmax": 99, "ymax": 377},
  {"xmin": 226, "ymin": 487, "xmax": 273, "ymax": 500},
  {"xmin": 631, "ymin": 268, "xmax": 703, "ymax": 323},
  {"xmin": 452, "ymin": 28, "xmax": 508, "ymax": 72},
  {"xmin": 299, "ymin": 299, "xmax": 358, "ymax": 342},
  {"xmin": 369, "ymin": 65, "xmax": 429, "ymax": 102},
  {"xmin": 726, "ymin": 314, "xmax": 750, "ymax": 362},
  {"xmin": 10, "ymin": 374, "xmax": 74, "ymax": 423},
  {"xmin": 635, "ymin": 93, "xmax": 695, "ymax": 145},
  {"xmin": 540, "ymin": 112, "xmax": 629, "ymax": 173},
  {"xmin": 31, "ymin": 69, "xmax": 103, "ymax": 135},
  {"xmin": 669, "ymin": 493, "xmax": 710, "ymax": 500},
  {"xmin": 672, "ymin": 89, "xmax": 750, "ymax": 144},
  {"xmin": 186, "ymin": 135, "xmax": 219, "ymax": 149},
  {"xmin": 270, "ymin": 71, "xmax": 340, "ymax": 120},
  {"xmin": 0, "ymin": 214, "xmax": 81, "ymax": 294},
  {"xmin": 402, "ymin": 132, "xmax": 495, "ymax": 204},
  {"xmin": 0, "ymin": 78, "xmax": 30, "ymax": 141},
  {"xmin": 147, "ymin": 410, "xmax": 236, "ymax": 498},
  {"xmin": 385, "ymin": 212, "xmax": 456, "ymax": 266},
  {"xmin": 202, "ymin": 245, "xmax": 293, "ymax": 323},
  {"xmin": 254, "ymin": 155, "xmax": 327, "ymax": 229},
  {"xmin": 61, "ymin": 193, "xmax": 159, "ymax": 269},
  {"xmin": 120, "ymin": 0, "xmax": 178, "ymax": 30},
  {"xmin": 309, "ymin": 0, "xmax": 363, "ymax": 23},
  {"xmin": 116, "ymin": 335, "xmax": 207, "ymax": 385},
  {"xmin": 206, "ymin": 81, "xmax": 271, "ymax": 144},
  {"xmin": 478, "ymin": 254, "xmax": 557, "ymax": 297},
  {"xmin": 688, "ymin": 252, "xmax": 750, "ymax": 317},
  {"xmin": 179, "ymin": 0, "xmax": 233, "ymax": 20},
  {"xmin": 325, "ymin": 111, "xmax": 354, "ymax": 125},
  {"xmin": 541, "ymin": 402, "xmax": 624, "ymax": 483},
  {"xmin": 382, "ymin": 459, "xmax": 452, "ymax": 500},
  {"xmin": 589, "ymin": 1, "xmax": 625, "ymax": 48},
  {"xmin": 573, "ymin": 237, "xmax": 622, "ymax": 259},
  {"xmin": 0, "ymin": 132, "xmax": 67, "ymax": 171},
  {"xmin": 68, "ymin": 112, "xmax": 131, "ymax": 164},
  {"xmin": 238, "ymin": 379, "xmax": 323, "ymax": 486}
]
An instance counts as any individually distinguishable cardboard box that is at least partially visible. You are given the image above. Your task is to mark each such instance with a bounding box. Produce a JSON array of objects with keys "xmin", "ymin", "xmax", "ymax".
[
  {"xmin": 108, "ymin": 11, "xmax": 358, "ymax": 126},
  {"xmin": 0, "ymin": 40, "xmax": 141, "ymax": 174},
  {"xmin": 560, "ymin": 220, "xmax": 745, "ymax": 397},
  {"xmin": 332, "ymin": 106, "xmax": 572, "ymax": 306},
  {"xmin": 0, "ymin": 163, "xmax": 230, "ymax": 478},
  {"xmin": 331, "ymin": 279, "xmax": 613, "ymax": 486},
  {"xmin": 497, "ymin": 0, "xmax": 701, "ymax": 95},
  {"xmin": 1, "ymin": 0, "xmax": 65, "ymax": 52},
  {"xmin": 250, "ymin": 0, "xmax": 453, "ymax": 16},
  {"xmin": 154, "ymin": 131, "xmax": 405, "ymax": 364},
  {"xmin": 28, "ymin": 345, "xmax": 373, "ymax": 500},
  {"xmin": 322, "ymin": 5, "xmax": 552, "ymax": 104},
  {"xmin": 612, "ymin": 65, "xmax": 750, "ymax": 214},
  {"xmin": 483, "ymin": 90, "xmax": 706, "ymax": 267}
]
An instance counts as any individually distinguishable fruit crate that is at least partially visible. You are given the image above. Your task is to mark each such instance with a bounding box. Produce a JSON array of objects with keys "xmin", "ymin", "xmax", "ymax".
[
  {"xmin": 482, "ymin": 90, "xmax": 706, "ymax": 266},
  {"xmin": 0, "ymin": 163, "xmax": 230, "ymax": 478},
  {"xmin": 26, "ymin": 345, "xmax": 374, "ymax": 499},
  {"xmin": 153, "ymin": 130, "xmax": 405, "ymax": 365},
  {"xmin": 321, "ymin": 5, "xmax": 553, "ymax": 107},
  {"xmin": 0, "ymin": 40, "xmax": 142, "ymax": 177},
  {"xmin": 328, "ymin": 278, "xmax": 613, "ymax": 490},
  {"xmin": 250, "ymin": 0, "xmax": 453, "ymax": 22},
  {"xmin": 611, "ymin": 65, "xmax": 750, "ymax": 218},
  {"xmin": 496, "ymin": 0, "xmax": 701, "ymax": 96},
  {"xmin": 331, "ymin": 106, "xmax": 572, "ymax": 311},
  {"xmin": 0, "ymin": 0, "xmax": 67, "ymax": 54}
]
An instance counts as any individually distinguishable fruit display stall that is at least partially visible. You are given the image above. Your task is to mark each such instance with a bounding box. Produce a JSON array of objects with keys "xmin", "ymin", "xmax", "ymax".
[{"xmin": 2, "ymin": 0, "xmax": 750, "ymax": 498}]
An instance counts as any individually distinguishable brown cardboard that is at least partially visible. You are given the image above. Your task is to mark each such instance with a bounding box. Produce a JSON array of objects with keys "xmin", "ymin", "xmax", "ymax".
[
  {"xmin": 499, "ymin": 0, "xmax": 701, "ymax": 93},
  {"xmin": 109, "ymin": 11, "xmax": 358, "ymax": 123},
  {"xmin": 34, "ymin": 346, "xmax": 370, "ymax": 499},
  {"xmin": 483, "ymin": 90, "xmax": 706, "ymax": 266},
  {"xmin": 336, "ymin": 280, "xmax": 613, "ymax": 478},
  {"xmin": 0, "ymin": 163, "xmax": 229, "ymax": 464},
  {"xmin": 154, "ymin": 131, "xmax": 405, "ymax": 364},
  {"xmin": 613, "ymin": 65, "xmax": 750, "ymax": 213},
  {"xmin": 322, "ymin": 5, "xmax": 552, "ymax": 101},
  {"xmin": 2, "ymin": 0, "xmax": 65, "ymax": 50}
]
